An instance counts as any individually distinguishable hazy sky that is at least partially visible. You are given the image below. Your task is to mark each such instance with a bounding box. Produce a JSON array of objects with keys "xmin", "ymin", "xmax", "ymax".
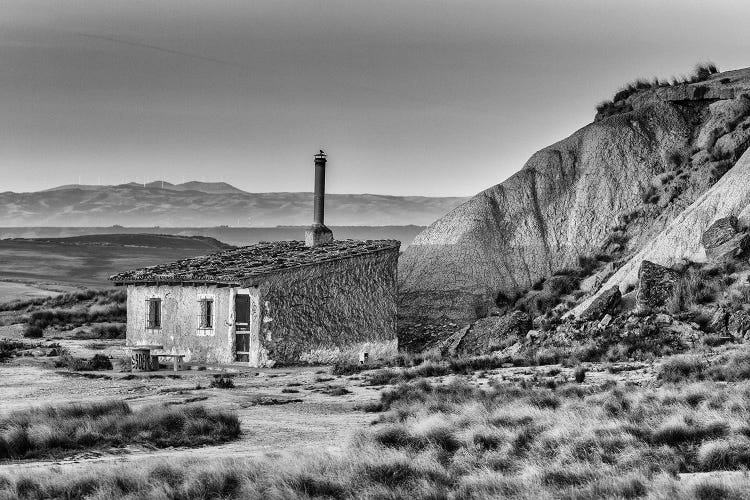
[{"xmin": 2, "ymin": 1, "xmax": 749, "ymax": 196}]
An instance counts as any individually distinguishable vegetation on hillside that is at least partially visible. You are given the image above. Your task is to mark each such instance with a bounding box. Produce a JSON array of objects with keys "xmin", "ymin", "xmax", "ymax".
[
  {"xmin": 596, "ymin": 62, "xmax": 720, "ymax": 119},
  {"xmin": 0, "ymin": 289, "xmax": 126, "ymax": 339}
]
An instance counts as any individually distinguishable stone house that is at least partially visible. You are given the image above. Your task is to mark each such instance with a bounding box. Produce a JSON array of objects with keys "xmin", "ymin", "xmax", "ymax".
[{"xmin": 109, "ymin": 153, "xmax": 400, "ymax": 366}]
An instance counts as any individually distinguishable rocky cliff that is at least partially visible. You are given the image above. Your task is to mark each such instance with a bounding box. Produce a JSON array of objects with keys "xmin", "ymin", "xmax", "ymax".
[
  {"xmin": 572, "ymin": 146, "xmax": 750, "ymax": 317},
  {"xmin": 400, "ymin": 67, "xmax": 750, "ymax": 325}
]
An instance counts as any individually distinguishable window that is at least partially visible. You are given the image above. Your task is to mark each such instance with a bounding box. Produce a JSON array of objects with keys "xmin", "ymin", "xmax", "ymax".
[
  {"xmin": 199, "ymin": 298, "xmax": 214, "ymax": 329},
  {"xmin": 146, "ymin": 298, "xmax": 161, "ymax": 329}
]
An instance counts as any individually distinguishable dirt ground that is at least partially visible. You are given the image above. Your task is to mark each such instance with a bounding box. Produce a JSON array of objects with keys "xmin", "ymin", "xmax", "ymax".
[
  {"xmin": 0, "ymin": 331, "xmax": 662, "ymax": 475},
  {"xmin": 0, "ymin": 343, "xmax": 379, "ymax": 472}
]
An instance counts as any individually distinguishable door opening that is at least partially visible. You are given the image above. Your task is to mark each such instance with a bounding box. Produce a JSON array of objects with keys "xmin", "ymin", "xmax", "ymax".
[{"xmin": 234, "ymin": 294, "xmax": 251, "ymax": 362}]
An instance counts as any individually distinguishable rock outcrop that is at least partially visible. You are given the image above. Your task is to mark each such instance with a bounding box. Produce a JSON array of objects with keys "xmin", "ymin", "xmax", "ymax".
[
  {"xmin": 572, "ymin": 145, "xmax": 750, "ymax": 317},
  {"xmin": 452, "ymin": 311, "xmax": 532, "ymax": 356},
  {"xmin": 701, "ymin": 216, "xmax": 739, "ymax": 248},
  {"xmin": 401, "ymin": 68, "xmax": 750, "ymax": 324},
  {"xmin": 636, "ymin": 261, "xmax": 681, "ymax": 311},
  {"xmin": 701, "ymin": 216, "xmax": 750, "ymax": 262},
  {"xmin": 579, "ymin": 286, "xmax": 621, "ymax": 322}
]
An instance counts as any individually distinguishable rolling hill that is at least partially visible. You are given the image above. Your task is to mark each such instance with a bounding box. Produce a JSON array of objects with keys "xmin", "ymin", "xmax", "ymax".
[{"xmin": 2, "ymin": 182, "xmax": 467, "ymax": 227}]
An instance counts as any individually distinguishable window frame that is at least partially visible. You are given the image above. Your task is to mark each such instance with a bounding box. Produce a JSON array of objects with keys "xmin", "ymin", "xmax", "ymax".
[
  {"xmin": 198, "ymin": 295, "xmax": 215, "ymax": 331},
  {"xmin": 145, "ymin": 297, "xmax": 162, "ymax": 330}
]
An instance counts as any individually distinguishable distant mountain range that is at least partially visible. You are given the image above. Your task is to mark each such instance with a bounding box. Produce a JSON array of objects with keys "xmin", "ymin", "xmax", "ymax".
[
  {"xmin": 43, "ymin": 181, "xmax": 247, "ymax": 195},
  {"xmin": 0, "ymin": 182, "xmax": 468, "ymax": 227}
]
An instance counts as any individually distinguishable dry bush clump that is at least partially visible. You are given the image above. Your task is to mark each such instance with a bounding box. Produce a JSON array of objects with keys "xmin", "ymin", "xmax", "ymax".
[
  {"xmin": 659, "ymin": 351, "xmax": 750, "ymax": 384},
  {"xmin": 364, "ymin": 356, "xmax": 509, "ymax": 386},
  {"xmin": 667, "ymin": 264, "xmax": 728, "ymax": 316},
  {"xmin": 0, "ymin": 401, "xmax": 240, "ymax": 461},
  {"xmin": 73, "ymin": 323, "xmax": 126, "ymax": 340},
  {"xmin": 0, "ymin": 340, "xmax": 26, "ymax": 362},
  {"xmin": 55, "ymin": 353, "xmax": 112, "ymax": 371},
  {"xmin": 331, "ymin": 349, "xmax": 444, "ymax": 376},
  {"xmin": 209, "ymin": 374, "xmax": 235, "ymax": 389}
]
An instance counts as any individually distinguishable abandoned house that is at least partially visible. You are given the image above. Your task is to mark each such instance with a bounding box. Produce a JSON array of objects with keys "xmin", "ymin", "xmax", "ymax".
[{"xmin": 109, "ymin": 152, "xmax": 400, "ymax": 366}]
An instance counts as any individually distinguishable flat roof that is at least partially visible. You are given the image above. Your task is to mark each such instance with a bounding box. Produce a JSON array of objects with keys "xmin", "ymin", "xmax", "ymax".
[{"xmin": 109, "ymin": 239, "xmax": 400, "ymax": 285}]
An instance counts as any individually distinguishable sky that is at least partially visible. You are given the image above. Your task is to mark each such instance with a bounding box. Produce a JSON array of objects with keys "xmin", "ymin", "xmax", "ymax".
[{"xmin": 2, "ymin": 1, "xmax": 749, "ymax": 196}]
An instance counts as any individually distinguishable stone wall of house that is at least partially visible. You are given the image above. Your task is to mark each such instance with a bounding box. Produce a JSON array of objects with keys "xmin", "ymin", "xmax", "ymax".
[
  {"xmin": 253, "ymin": 248, "xmax": 399, "ymax": 365},
  {"xmin": 126, "ymin": 284, "xmax": 248, "ymax": 364}
]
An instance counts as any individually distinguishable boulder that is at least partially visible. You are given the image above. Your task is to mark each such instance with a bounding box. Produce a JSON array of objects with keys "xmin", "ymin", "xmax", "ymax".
[
  {"xmin": 702, "ymin": 216, "xmax": 739, "ymax": 249},
  {"xmin": 578, "ymin": 285, "xmax": 621, "ymax": 321},
  {"xmin": 728, "ymin": 310, "xmax": 750, "ymax": 339},
  {"xmin": 442, "ymin": 325, "xmax": 471, "ymax": 356},
  {"xmin": 636, "ymin": 260, "xmax": 681, "ymax": 311},
  {"xmin": 454, "ymin": 311, "xmax": 532, "ymax": 356},
  {"xmin": 707, "ymin": 233, "xmax": 750, "ymax": 262}
]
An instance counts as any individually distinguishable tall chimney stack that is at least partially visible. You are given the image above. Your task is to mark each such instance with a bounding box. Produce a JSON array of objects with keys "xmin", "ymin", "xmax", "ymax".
[{"xmin": 305, "ymin": 150, "xmax": 333, "ymax": 247}]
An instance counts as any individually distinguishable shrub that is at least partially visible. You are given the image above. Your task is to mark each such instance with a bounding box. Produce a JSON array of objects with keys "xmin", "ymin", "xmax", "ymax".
[
  {"xmin": 323, "ymin": 387, "xmax": 351, "ymax": 396},
  {"xmin": 0, "ymin": 401, "xmax": 240, "ymax": 460},
  {"xmin": 697, "ymin": 437, "xmax": 750, "ymax": 470},
  {"xmin": 706, "ymin": 351, "xmax": 750, "ymax": 381},
  {"xmin": 574, "ymin": 366, "xmax": 587, "ymax": 383},
  {"xmin": 209, "ymin": 375, "xmax": 235, "ymax": 389},
  {"xmin": 75, "ymin": 324, "xmax": 126, "ymax": 340},
  {"xmin": 57, "ymin": 353, "xmax": 112, "ymax": 371},
  {"xmin": 331, "ymin": 360, "xmax": 370, "ymax": 376},
  {"xmin": 0, "ymin": 340, "xmax": 26, "ymax": 362},
  {"xmin": 22, "ymin": 324, "xmax": 44, "ymax": 338},
  {"xmin": 658, "ymin": 352, "xmax": 750, "ymax": 384},
  {"xmin": 658, "ymin": 355, "xmax": 706, "ymax": 383}
]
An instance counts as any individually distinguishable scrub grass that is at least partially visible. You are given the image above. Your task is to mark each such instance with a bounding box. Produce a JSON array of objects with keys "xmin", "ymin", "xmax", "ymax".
[
  {"xmin": 6, "ymin": 355, "xmax": 750, "ymax": 498},
  {"xmin": 0, "ymin": 401, "xmax": 240, "ymax": 461}
]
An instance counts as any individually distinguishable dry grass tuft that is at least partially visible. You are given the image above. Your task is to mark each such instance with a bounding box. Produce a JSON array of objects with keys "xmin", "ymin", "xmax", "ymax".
[{"xmin": 0, "ymin": 401, "xmax": 240, "ymax": 461}]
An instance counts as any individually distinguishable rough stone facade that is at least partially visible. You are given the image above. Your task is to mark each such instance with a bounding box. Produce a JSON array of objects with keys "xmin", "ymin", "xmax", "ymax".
[{"xmin": 252, "ymin": 249, "xmax": 399, "ymax": 364}]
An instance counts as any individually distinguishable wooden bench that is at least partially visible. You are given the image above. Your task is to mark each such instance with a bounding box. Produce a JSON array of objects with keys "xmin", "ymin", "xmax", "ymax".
[
  {"xmin": 125, "ymin": 345, "xmax": 164, "ymax": 372},
  {"xmin": 156, "ymin": 354, "xmax": 186, "ymax": 372}
]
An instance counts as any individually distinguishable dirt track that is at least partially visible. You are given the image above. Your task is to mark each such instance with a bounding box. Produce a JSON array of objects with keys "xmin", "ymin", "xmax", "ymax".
[{"xmin": 0, "ymin": 354, "xmax": 381, "ymax": 473}]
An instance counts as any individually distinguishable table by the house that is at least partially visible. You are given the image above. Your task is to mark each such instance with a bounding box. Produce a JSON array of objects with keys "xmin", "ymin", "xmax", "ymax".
[{"xmin": 125, "ymin": 344, "xmax": 164, "ymax": 372}]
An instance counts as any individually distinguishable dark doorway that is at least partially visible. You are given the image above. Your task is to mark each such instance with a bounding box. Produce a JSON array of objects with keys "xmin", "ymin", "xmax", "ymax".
[{"xmin": 235, "ymin": 294, "xmax": 251, "ymax": 362}]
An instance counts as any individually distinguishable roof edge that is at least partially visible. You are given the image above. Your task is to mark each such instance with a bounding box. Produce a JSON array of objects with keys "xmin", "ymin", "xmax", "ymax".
[{"xmin": 109, "ymin": 239, "xmax": 400, "ymax": 284}]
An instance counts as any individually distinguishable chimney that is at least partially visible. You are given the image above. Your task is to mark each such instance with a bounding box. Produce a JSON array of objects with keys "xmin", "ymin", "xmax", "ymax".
[{"xmin": 305, "ymin": 150, "xmax": 334, "ymax": 247}]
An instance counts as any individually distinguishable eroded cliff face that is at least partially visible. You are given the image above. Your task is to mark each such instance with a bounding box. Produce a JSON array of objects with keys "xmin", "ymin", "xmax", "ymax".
[
  {"xmin": 572, "ymin": 147, "xmax": 750, "ymax": 317},
  {"xmin": 400, "ymin": 68, "xmax": 750, "ymax": 325}
]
